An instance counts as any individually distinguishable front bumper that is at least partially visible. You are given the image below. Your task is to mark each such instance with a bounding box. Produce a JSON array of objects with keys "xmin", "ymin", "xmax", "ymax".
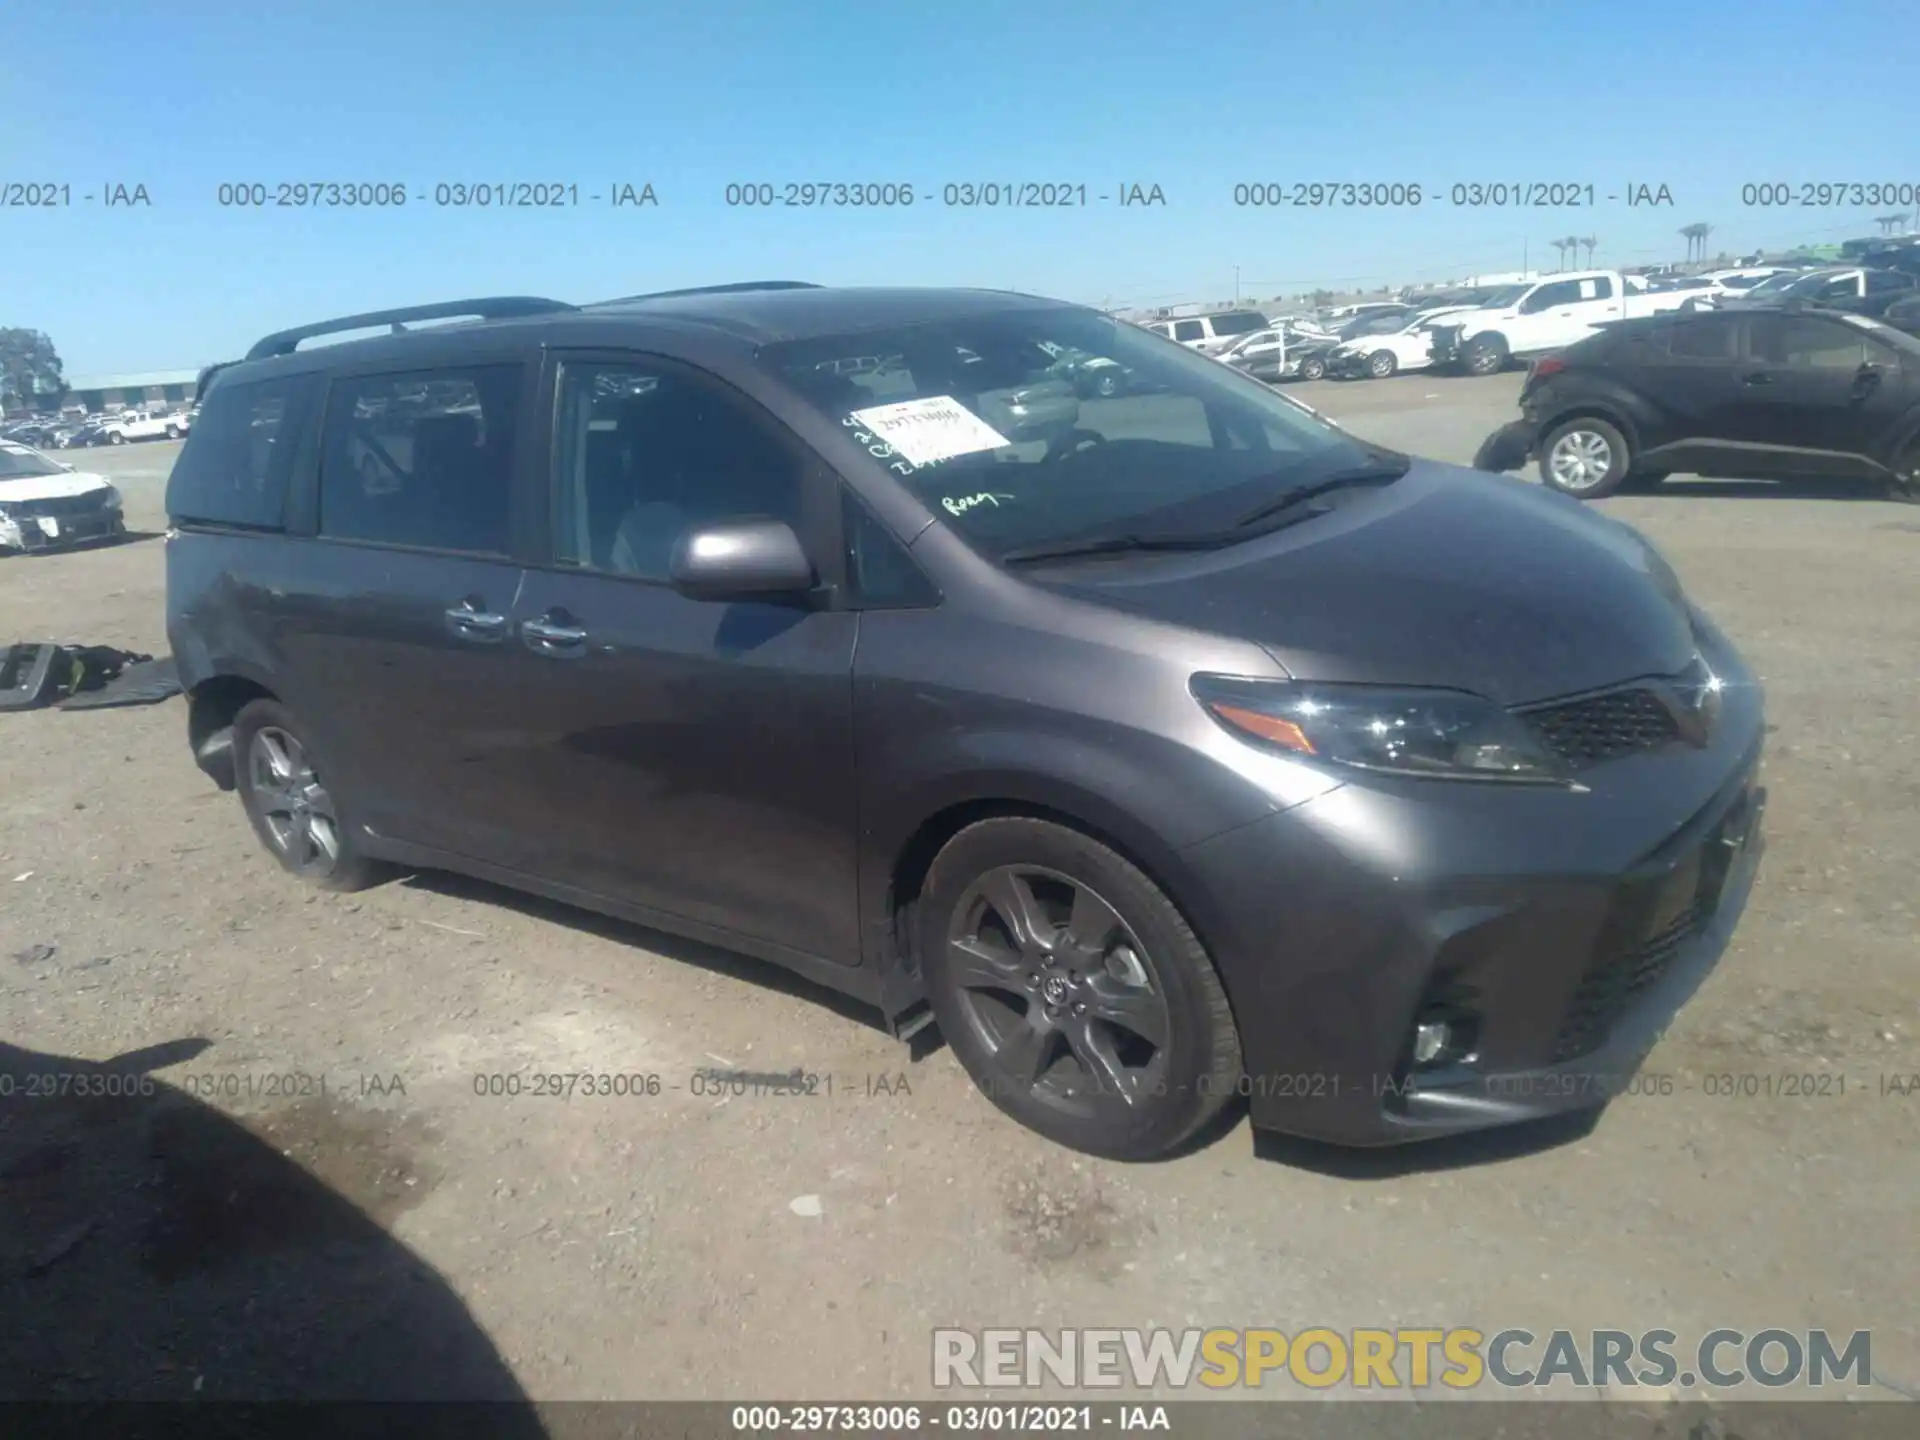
[
  {"xmin": 1176, "ymin": 632, "xmax": 1767, "ymax": 1146},
  {"xmin": 0, "ymin": 505, "xmax": 126, "ymax": 551}
]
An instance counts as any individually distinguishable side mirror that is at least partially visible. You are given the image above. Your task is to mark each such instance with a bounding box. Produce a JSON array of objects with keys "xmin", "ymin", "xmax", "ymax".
[{"xmin": 668, "ymin": 518, "xmax": 816, "ymax": 602}]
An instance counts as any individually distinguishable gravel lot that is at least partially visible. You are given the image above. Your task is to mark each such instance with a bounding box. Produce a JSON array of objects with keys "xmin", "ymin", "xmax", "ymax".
[{"xmin": 3, "ymin": 372, "xmax": 1916, "ymax": 1406}]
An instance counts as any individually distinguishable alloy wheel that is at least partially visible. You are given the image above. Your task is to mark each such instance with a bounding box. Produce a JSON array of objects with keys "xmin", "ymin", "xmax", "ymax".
[
  {"xmin": 944, "ymin": 865, "xmax": 1171, "ymax": 1119},
  {"xmin": 248, "ymin": 727, "xmax": 342, "ymax": 876},
  {"xmin": 1547, "ymin": 429, "xmax": 1615, "ymax": 492}
]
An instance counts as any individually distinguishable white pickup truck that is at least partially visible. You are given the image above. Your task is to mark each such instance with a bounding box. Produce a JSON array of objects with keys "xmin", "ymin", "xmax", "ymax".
[
  {"xmin": 1426, "ymin": 270, "xmax": 1691, "ymax": 376},
  {"xmin": 95, "ymin": 409, "xmax": 187, "ymax": 444}
]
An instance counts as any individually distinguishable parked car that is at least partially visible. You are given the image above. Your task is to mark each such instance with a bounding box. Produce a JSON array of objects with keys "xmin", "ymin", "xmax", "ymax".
[
  {"xmin": 0, "ymin": 439, "xmax": 127, "ymax": 552},
  {"xmin": 167, "ymin": 285, "xmax": 1767, "ymax": 1160},
  {"xmin": 1315, "ymin": 301, "xmax": 1414, "ymax": 328},
  {"xmin": 1325, "ymin": 306, "xmax": 1479, "ymax": 379},
  {"xmin": 1143, "ymin": 310, "xmax": 1271, "ymax": 356},
  {"xmin": 96, "ymin": 409, "xmax": 186, "ymax": 444},
  {"xmin": 1471, "ymin": 308, "xmax": 1920, "ymax": 501},
  {"xmin": 1428, "ymin": 271, "xmax": 1697, "ymax": 376},
  {"xmin": 1712, "ymin": 266, "xmax": 1917, "ymax": 319}
]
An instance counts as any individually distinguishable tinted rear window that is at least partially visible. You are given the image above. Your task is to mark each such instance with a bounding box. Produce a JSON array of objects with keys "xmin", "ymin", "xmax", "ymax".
[
  {"xmin": 1207, "ymin": 312, "xmax": 1268, "ymax": 337},
  {"xmin": 165, "ymin": 373, "xmax": 316, "ymax": 528}
]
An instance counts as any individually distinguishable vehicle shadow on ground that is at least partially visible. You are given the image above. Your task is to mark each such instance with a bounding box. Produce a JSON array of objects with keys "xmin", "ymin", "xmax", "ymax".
[
  {"xmin": 1649, "ymin": 475, "xmax": 1892, "ymax": 501},
  {"xmin": 0, "ymin": 1038, "xmax": 547, "ymax": 1425},
  {"xmin": 1250, "ymin": 1107, "xmax": 1599, "ymax": 1177},
  {"xmin": 396, "ymin": 870, "xmax": 900, "ymax": 1042}
]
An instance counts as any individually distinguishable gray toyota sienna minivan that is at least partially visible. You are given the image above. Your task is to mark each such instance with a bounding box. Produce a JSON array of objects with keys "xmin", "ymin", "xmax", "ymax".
[{"xmin": 166, "ymin": 283, "xmax": 1766, "ymax": 1159}]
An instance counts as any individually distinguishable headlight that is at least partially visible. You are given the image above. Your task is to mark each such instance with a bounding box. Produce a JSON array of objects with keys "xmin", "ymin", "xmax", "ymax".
[{"xmin": 1191, "ymin": 675, "xmax": 1571, "ymax": 783}]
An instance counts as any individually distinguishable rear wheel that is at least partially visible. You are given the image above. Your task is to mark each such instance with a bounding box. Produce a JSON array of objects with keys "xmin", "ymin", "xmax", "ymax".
[
  {"xmin": 919, "ymin": 818, "xmax": 1241, "ymax": 1160},
  {"xmin": 233, "ymin": 698, "xmax": 383, "ymax": 891},
  {"xmin": 1297, "ymin": 354, "xmax": 1326, "ymax": 381},
  {"xmin": 1541, "ymin": 418, "xmax": 1632, "ymax": 499}
]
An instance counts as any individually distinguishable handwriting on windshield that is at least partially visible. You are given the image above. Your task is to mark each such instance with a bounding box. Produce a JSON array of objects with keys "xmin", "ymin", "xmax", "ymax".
[{"xmin": 942, "ymin": 492, "xmax": 1016, "ymax": 516}]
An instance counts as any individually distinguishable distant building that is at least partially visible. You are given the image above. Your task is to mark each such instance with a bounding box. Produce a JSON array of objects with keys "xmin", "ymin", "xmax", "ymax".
[{"xmin": 58, "ymin": 369, "xmax": 205, "ymax": 415}]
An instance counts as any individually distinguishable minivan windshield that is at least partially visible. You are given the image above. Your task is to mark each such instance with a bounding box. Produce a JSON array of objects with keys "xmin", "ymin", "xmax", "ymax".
[{"xmin": 760, "ymin": 307, "xmax": 1375, "ymax": 558}]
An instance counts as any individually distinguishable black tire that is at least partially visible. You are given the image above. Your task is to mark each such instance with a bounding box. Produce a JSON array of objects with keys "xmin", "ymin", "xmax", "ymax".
[
  {"xmin": 1094, "ymin": 372, "xmax": 1119, "ymax": 397},
  {"xmin": 1888, "ymin": 443, "xmax": 1920, "ymax": 503},
  {"xmin": 918, "ymin": 818, "xmax": 1241, "ymax": 1160},
  {"xmin": 1462, "ymin": 335, "xmax": 1508, "ymax": 376},
  {"xmin": 1539, "ymin": 416, "xmax": 1633, "ymax": 499},
  {"xmin": 1367, "ymin": 350, "xmax": 1398, "ymax": 379},
  {"xmin": 1297, "ymin": 354, "xmax": 1326, "ymax": 381},
  {"xmin": 232, "ymin": 698, "xmax": 383, "ymax": 891},
  {"xmin": 165, "ymin": 426, "xmax": 181, "ymax": 440},
  {"xmin": 108, "ymin": 431, "xmax": 125, "ymax": 444}
]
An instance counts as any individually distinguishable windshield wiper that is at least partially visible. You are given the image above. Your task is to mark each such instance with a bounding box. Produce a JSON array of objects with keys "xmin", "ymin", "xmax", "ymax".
[
  {"xmin": 1230, "ymin": 459, "xmax": 1411, "ymax": 529},
  {"xmin": 1000, "ymin": 529, "xmax": 1244, "ymax": 566}
]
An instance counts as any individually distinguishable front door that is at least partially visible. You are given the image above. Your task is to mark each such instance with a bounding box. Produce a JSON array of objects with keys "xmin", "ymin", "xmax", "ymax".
[
  {"xmin": 1737, "ymin": 312, "xmax": 1911, "ymax": 472},
  {"xmin": 505, "ymin": 354, "xmax": 862, "ymax": 964}
]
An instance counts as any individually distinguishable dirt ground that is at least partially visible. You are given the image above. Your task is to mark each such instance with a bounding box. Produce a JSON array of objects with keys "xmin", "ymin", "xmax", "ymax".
[{"xmin": 2, "ymin": 374, "xmax": 1916, "ymax": 1407}]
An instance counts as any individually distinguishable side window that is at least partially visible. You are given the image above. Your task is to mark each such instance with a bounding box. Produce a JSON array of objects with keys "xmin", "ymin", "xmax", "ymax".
[
  {"xmin": 317, "ymin": 366, "xmax": 521, "ymax": 554},
  {"xmin": 1866, "ymin": 270, "xmax": 1913, "ymax": 295},
  {"xmin": 551, "ymin": 361, "xmax": 803, "ymax": 581},
  {"xmin": 1755, "ymin": 316, "xmax": 1868, "ymax": 370},
  {"xmin": 1587, "ymin": 276, "xmax": 1615, "ymax": 300},
  {"xmin": 1667, "ymin": 316, "xmax": 1738, "ymax": 361},
  {"xmin": 1818, "ymin": 276, "xmax": 1860, "ymax": 301},
  {"xmin": 1209, "ymin": 313, "xmax": 1265, "ymax": 337},
  {"xmin": 1173, "ymin": 320, "xmax": 1205, "ymax": 342},
  {"xmin": 166, "ymin": 373, "xmax": 315, "ymax": 529},
  {"xmin": 1520, "ymin": 282, "xmax": 1577, "ymax": 313},
  {"xmin": 843, "ymin": 490, "xmax": 937, "ymax": 608}
]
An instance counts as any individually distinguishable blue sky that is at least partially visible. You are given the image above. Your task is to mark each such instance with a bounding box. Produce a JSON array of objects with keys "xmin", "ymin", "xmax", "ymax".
[{"xmin": 7, "ymin": 0, "xmax": 1914, "ymax": 373}]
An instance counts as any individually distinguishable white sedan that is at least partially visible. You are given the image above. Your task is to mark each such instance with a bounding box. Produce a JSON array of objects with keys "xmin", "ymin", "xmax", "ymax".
[
  {"xmin": 0, "ymin": 440, "xmax": 126, "ymax": 552},
  {"xmin": 1323, "ymin": 306, "xmax": 1476, "ymax": 379}
]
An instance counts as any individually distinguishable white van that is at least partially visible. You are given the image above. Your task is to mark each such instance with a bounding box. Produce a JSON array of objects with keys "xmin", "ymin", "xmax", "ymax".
[{"xmin": 1144, "ymin": 310, "xmax": 1271, "ymax": 356}]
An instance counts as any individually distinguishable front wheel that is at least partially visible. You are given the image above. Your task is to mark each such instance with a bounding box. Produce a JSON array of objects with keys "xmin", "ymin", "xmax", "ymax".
[
  {"xmin": 1296, "ymin": 355, "xmax": 1326, "ymax": 381},
  {"xmin": 1540, "ymin": 417, "xmax": 1632, "ymax": 499},
  {"xmin": 1367, "ymin": 350, "xmax": 1398, "ymax": 379},
  {"xmin": 919, "ymin": 818, "xmax": 1242, "ymax": 1160},
  {"xmin": 165, "ymin": 425, "xmax": 181, "ymax": 439},
  {"xmin": 1462, "ymin": 336, "xmax": 1508, "ymax": 376},
  {"xmin": 233, "ymin": 698, "xmax": 384, "ymax": 891},
  {"xmin": 1890, "ymin": 443, "xmax": 1920, "ymax": 504},
  {"xmin": 108, "ymin": 432, "xmax": 125, "ymax": 445},
  {"xmin": 1093, "ymin": 372, "xmax": 1119, "ymax": 397}
]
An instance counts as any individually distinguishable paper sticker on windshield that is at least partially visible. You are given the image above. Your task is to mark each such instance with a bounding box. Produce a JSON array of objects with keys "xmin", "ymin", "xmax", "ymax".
[{"xmin": 847, "ymin": 396, "xmax": 1010, "ymax": 467}]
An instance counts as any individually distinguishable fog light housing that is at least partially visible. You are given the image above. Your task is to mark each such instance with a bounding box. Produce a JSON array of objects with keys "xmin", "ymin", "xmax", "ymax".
[{"xmin": 1412, "ymin": 1021, "xmax": 1450, "ymax": 1066}]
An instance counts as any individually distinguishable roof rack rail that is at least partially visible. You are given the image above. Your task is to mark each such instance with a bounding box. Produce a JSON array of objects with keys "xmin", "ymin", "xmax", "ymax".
[
  {"xmin": 243, "ymin": 296, "xmax": 576, "ymax": 362},
  {"xmin": 590, "ymin": 281, "xmax": 822, "ymax": 306}
]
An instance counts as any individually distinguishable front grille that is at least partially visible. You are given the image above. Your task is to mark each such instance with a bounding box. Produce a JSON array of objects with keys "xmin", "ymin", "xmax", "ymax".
[
  {"xmin": 1522, "ymin": 687, "xmax": 1682, "ymax": 768},
  {"xmin": 1551, "ymin": 901, "xmax": 1702, "ymax": 1062},
  {"xmin": 2, "ymin": 491, "xmax": 112, "ymax": 519}
]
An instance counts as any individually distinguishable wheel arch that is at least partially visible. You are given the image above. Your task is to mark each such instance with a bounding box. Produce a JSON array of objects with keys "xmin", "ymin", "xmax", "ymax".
[
  {"xmin": 876, "ymin": 779, "xmax": 1243, "ymax": 1037},
  {"xmin": 1539, "ymin": 402, "xmax": 1642, "ymax": 458},
  {"xmin": 186, "ymin": 672, "xmax": 279, "ymax": 790}
]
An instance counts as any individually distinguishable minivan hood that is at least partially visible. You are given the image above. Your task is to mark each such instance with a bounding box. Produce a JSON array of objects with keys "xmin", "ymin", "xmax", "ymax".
[{"xmin": 1038, "ymin": 462, "xmax": 1696, "ymax": 707}]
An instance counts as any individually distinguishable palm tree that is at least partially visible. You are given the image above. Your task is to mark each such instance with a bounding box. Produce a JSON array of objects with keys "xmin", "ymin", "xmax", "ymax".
[
  {"xmin": 1562, "ymin": 235, "xmax": 1584, "ymax": 268},
  {"xmin": 1678, "ymin": 222, "xmax": 1713, "ymax": 262},
  {"xmin": 1550, "ymin": 238, "xmax": 1568, "ymax": 268},
  {"xmin": 1581, "ymin": 235, "xmax": 1597, "ymax": 266},
  {"xmin": 1876, "ymin": 213, "xmax": 1910, "ymax": 236}
]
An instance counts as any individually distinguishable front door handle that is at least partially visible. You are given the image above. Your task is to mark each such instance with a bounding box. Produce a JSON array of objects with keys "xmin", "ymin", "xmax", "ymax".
[
  {"xmin": 522, "ymin": 614, "xmax": 589, "ymax": 656},
  {"xmin": 445, "ymin": 599, "xmax": 509, "ymax": 642}
]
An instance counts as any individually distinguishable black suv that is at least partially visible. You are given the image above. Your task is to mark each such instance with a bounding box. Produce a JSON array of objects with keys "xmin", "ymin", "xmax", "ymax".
[
  {"xmin": 167, "ymin": 285, "xmax": 1766, "ymax": 1159},
  {"xmin": 1474, "ymin": 307, "xmax": 1920, "ymax": 500}
]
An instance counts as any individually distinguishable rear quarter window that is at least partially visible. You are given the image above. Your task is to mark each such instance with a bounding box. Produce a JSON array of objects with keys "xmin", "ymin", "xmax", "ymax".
[{"xmin": 166, "ymin": 373, "xmax": 317, "ymax": 528}]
